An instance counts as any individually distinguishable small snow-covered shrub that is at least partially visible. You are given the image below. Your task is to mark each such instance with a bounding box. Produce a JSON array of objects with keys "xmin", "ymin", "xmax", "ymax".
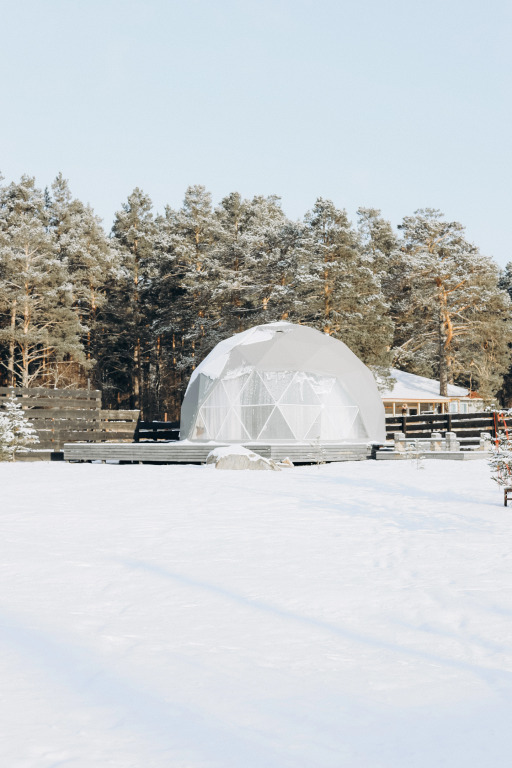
[
  {"xmin": 0, "ymin": 394, "xmax": 39, "ymax": 461},
  {"xmin": 0, "ymin": 413, "xmax": 14, "ymax": 461},
  {"xmin": 489, "ymin": 414, "xmax": 512, "ymax": 486}
]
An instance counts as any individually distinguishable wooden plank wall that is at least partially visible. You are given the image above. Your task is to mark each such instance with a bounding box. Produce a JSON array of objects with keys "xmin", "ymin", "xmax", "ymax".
[
  {"xmin": 135, "ymin": 420, "xmax": 180, "ymax": 442},
  {"xmin": 385, "ymin": 411, "xmax": 496, "ymax": 444},
  {"xmin": 0, "ymin": 387, "xmax": 102, "ymax": 451},
  {"xmin": 101, "ymin": 410, "xmax": 140, "ymax": 442}
]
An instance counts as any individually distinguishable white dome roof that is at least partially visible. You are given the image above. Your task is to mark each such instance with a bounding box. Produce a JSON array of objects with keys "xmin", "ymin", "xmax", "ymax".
[{"xmin": 180, "ymin": 322, "xmax": 385, "ymax": 443}]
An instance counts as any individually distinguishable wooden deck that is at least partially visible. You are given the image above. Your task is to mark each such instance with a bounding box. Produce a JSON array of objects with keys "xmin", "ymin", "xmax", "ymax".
[{"xmin": 63, "ymin": 441, "xmax": 372, "ymax": 464}]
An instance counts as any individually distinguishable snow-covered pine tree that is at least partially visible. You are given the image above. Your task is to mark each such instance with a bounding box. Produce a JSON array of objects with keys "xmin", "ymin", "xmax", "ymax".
[
  {"xmin": 356, "ymin": 207, "xmax": 403, "ymax": 312},
  {"xmin": 0, "ymin": 412, "xmax": 12, "ymax": 460},
  {"xmin": 298, "ymin": 198, "xmax": 393, "ymax": 365},
  {"xmin": 150, "ymin": 204, "xmax": 188, "ymax": 418},
  {"xmin": 92, "ymin": 238, "xmax": 135, "ymax": 410},
  {"xmin": 395, "ymin": 209, "xmax": 512, "ymax": 398},
  {"xmin": 0, "ymin": 176, "xmax": 86, "ymax": 388},
  {"xmin": 213, "ymin": 191, "xmax": 256, "ymax": 336},
  {"xmin": 49, "ymin": 174, "xmax": 114, "ymax": 376},
  {"xmin": 236, "ymin": 195, "xmax": 299, "ymax": 325},
  {"xmin": 165, "ymin": 187, "xmax": 222, "ymax": 380},
  {"xmin": 213, "ymin": 192, "xmax": 294, "ymax": 332},
  {"xmin": 111, "ymin": 189, "xmax": 156, "ymax": 413},
  {"xmin": 0, "ymin": 393, "xmax": 39, "ymax": 461}
]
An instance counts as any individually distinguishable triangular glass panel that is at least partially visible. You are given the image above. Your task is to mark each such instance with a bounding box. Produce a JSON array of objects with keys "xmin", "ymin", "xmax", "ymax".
[
  {"xmin": 221, "ymin": 374, "xmax": 250, "ymax": 406},
  {"xmin": 321, "ymin": 406, "xmax": 359, "ymax": 440},
  {"xmin": 202, "ymin": 382, "xmax": 230, "ymax": 409},
  {"xmin": 216, "ymin": 408, "xmax": 251, "ymax": 442},
  {"xmin": 197, "ymin": 373, "xmax": 216, "ymax": 404},
  {"xmin": 239, "ymin": 371, "xmax": 275, "ymax": 406},
  {"xmin": 278, "ymin": 405, "xmax": 322, "ymax": 440},
  {"xmin": 200, "ymin": 406, "xmax": 231, "ymax": 440},
  {"xmin": 279, "ymin": 373, "xmax": 321, "ymax": 405},
  {"xmin": 191, "ymin": 411, "xmax": 213, "ymax": 440},
  {"xmin": 259, "ymin": 370, "xmax": 294, "ymax": 402},
  {"xmin": 324, "ymin": 380, "xmax": 357, "ymax": 407},
  {"xmin": 239, "ymin": 405, "xmax": 274, "ymax": 440},
  {"xmin": 308, "ymin": 375, "xmax": 336, "ymax": 402},
  {"xmin": 257, "ymin": 406, "xmax": 295, "ymax": 440},
  {"xmin": 304, "ymin": 413, "xmax": 322, "ymax": 442}
]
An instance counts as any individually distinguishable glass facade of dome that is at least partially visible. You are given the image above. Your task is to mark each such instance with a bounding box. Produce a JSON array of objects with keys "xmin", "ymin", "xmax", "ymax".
[
  {"xmin": 191, "ymin": 369, "xmax": 363, "ymax": 441},
  {"xmin": 180, "ymin": 322, "xmax": 385, "ymax": 444}
]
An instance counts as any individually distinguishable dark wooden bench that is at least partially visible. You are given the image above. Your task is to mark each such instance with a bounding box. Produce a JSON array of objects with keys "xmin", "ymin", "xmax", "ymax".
[{"xmin": 504, "ymin": 488, "xmax": 512, "ymax": 506}]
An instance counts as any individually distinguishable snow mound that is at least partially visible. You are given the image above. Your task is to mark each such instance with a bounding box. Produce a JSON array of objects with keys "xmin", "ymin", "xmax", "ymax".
[{"xmin": 206, "ymin": 444, "xmax": 281, "ymax": 471}]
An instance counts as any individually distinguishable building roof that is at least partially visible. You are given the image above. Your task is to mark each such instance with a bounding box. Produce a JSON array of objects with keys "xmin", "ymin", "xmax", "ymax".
[{"xmin": 380, "ymin": 368, "xmax": 470, "ymax": 402}]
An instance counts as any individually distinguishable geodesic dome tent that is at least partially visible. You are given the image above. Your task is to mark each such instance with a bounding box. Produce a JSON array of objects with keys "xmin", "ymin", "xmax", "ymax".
[{"xmin": 180, "ymin": 322, "xmax": 385, "ymax": 443}]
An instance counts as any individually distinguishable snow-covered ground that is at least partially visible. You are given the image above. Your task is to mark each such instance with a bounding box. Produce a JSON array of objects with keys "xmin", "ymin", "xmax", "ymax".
[{"xmin": 1, "ymin": 459, "xmax": 511, "ymax": 768}]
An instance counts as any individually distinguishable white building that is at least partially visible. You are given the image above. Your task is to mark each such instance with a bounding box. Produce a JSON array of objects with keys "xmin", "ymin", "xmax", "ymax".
[{"xmin": 379, "ymin": 368, "xmax": 483, "ymax": 416}]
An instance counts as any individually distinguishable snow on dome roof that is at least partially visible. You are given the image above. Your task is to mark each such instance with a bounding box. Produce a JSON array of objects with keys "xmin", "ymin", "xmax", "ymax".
[
  {"xmin": 180, "ymin": 322, "xmax": 385, "ymax": 444},
  {"xmin": 380, "ymin": 368, "xmax": 470, "ymax": 401},
  {"xmin": 188, "ymin": 322, "xmax": 293, "ymax": 386}
]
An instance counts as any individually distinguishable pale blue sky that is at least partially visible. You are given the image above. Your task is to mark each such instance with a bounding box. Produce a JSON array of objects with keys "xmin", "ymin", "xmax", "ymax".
[{"xmin": 1, "ymin": 0, "xmax": 511, "ymax": 264}]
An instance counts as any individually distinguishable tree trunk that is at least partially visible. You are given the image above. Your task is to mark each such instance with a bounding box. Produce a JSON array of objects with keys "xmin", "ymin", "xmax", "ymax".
[
  {"xmin": 8, "ymin": 299, "xmax": 17, "ymax": 386},
  {"xmin": 22, "ymin": 283, "xmax": 30, "ymax": 389},
  {"xmin": 438, "ymin": 316, "xmax": 448, "ymax": 397},
  {"xmin": 21, "ymin": 346, "xmax": 29, "ymax": 389},
  {"xmin": 436, "ymin": 281, "xmax": 453, "ymax": 397},
  {"xmin": 324, "ymin": 265, "xmax": 331, "ymax": 329},
  {"xmin": 133, "ymin": 338, "xmax": 141, "ymax": 411}
]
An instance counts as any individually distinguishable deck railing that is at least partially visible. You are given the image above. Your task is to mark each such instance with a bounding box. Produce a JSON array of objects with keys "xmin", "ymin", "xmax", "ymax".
[
  {"xmin": 134, "ymin": 420, "xmax": 180, "ymax": 442},
  {"xmin": 385, "ymin": 411, "xmax": 497, "ymax": 446}
]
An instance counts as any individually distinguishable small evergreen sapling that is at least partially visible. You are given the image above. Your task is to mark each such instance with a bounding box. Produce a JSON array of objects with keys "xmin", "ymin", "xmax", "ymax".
[
  {"xmin": 0, "ymin": 413, "xmax": 14, "ymax": 461},
  {"xmin": 0, "ymin": 395, "xmax": 39, "ymax": 461},
  {"xmin": 489, "ymin": 415, "xmax": 512, "ymax": 487}
]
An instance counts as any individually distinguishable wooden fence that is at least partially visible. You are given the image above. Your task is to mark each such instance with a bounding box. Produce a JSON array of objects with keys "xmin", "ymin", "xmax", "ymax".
[
  {"xmin": 385, "ymin": 411, "xmax": 497, "ymax": 445},
  {"xmin": 101, "ymin": 410, "xmax": 140, "ymax": 442},
  {"xmin": 0, "ymin": 388, "xmax": 140, "ymax": 450},
  {"xmin": 135, "ymin": 413, "xmax": 500, "ymax": 445},
  {"xmin": 0, "ymin": 387, "xmax": 102, "ymax": 451}
]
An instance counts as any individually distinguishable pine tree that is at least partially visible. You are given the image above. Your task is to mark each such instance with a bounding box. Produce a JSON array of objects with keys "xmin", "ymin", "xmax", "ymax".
[
  {"xmin": 111, "ymin": 188, "xmax": 156, "ymax": 413},
  {"xmin": 245, "ymin": 212, "xmax": 302, "ymax": 326},
  {"xmin": 356, "ymin": 207, "xmax": 403, "ymax": 307},
  {"xmin": 93, "ymin": 239, "xmax": 136, "ymax": 409},
  {"xmin": 395, "ymin": 209, "xmax": 512, "ymax": 397},
  {"xmin": 0, "ymin": 176, "xmax": 86, "ymax": 388},
  {"xmin": 49, "ymin": 174, "xmax": 114, "ymax": 375},
  {"xmin": 155, "ymin": 186, "xmax": 222, "ymax": 389},
  {"xmin": 150, "ymin": 204, "xmax": 188, "ymax": 418},
  {"xmin": 0, "ymin": 393, "xmax": 39, "ymax": 460},
  {"xmin": 213, "ymin": 192, "xmax": 291, "ymax": 331},
  {"xmin": 298, "ymin": 198, "xmax": 393, "ymax": 365}
]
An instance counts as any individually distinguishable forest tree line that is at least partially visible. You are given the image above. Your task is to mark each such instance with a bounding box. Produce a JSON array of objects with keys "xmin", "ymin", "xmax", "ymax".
[{"xmin": 1, "ymin": 172, "xmax": 511, "ymax": 420}]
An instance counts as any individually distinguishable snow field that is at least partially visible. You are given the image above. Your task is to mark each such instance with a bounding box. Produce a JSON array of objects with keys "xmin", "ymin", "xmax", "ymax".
[{"xmin": 0, "ymin": 459, "xmax": 511, "ymax": 767}]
